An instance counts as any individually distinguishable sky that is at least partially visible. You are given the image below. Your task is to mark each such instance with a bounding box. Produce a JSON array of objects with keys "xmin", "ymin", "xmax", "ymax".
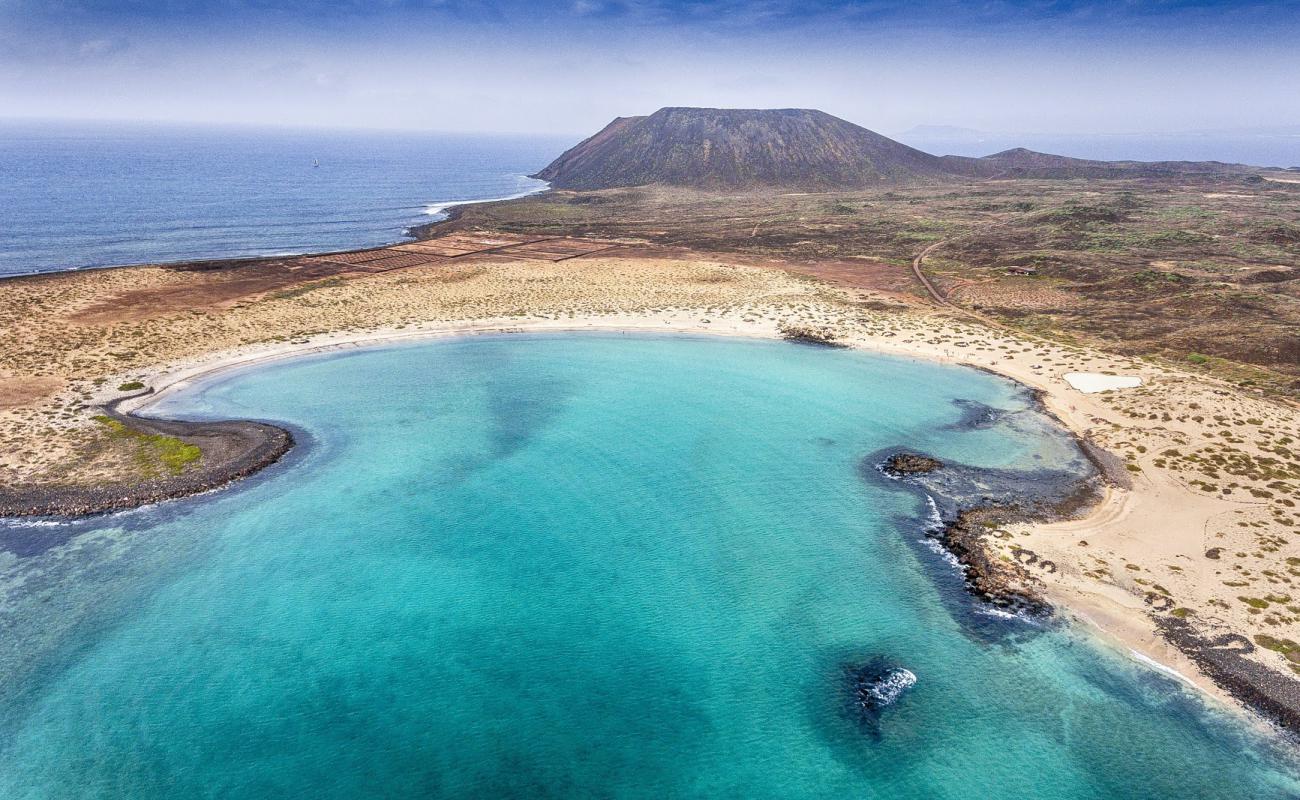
[{"xmin": 1, "ymin": 1, "xmax": 1298, "ymax": 136}]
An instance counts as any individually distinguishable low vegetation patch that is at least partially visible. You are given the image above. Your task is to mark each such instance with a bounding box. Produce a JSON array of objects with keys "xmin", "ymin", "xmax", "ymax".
[
  {"xmin": 1255, "ymin": 634, "xmax": 1300, "ymax": 664},
  {"xmin": 777, "ymin": 321, "xmax": 847, "ymax": 347},
  {"xmin": 93, "ymin": 415, "xmax": 201, "ymax": 477}
]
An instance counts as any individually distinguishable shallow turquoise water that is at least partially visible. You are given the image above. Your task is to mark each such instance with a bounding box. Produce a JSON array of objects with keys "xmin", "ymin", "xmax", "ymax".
[{"xmin": 1, "ymin": 334, "xmax": 1297, "ymax": 798}]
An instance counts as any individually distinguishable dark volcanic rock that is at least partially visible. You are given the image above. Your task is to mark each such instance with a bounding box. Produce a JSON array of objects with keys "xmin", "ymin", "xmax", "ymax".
[
  {"xmin": 533, "ymin": 107, "xmax": 957, "ymax": 190},
  {"xmin": 777, "ymin": 322, "xmax": 848, "ymax": 348},
  {"xmin": 844, "ymin": 658, "xmax": 917, "ymax": 736},
  {"xmin": 881, "ymin": 452, "xmax": 944, "ymax": 477},
  {"xmin": 0, "ymin": 393, "xmax": 294, "ymax": 518},
  {"xmin": 938, "ymin": 507, "xmax": 1051, "ymax": 615},
  {"xmin": 1156, "ymin": 616, "xmax": 1300, "ymax": 736}
]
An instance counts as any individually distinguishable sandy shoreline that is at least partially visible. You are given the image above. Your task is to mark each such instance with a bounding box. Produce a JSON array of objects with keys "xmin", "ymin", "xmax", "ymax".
[{"xmin": 82, "ymin": 311, "xmax": 1265, "ymax": 730}]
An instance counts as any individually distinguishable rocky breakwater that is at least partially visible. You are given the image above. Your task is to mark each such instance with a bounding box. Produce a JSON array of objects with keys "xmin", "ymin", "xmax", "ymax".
[{"xmin": 874, "ymin": 447, "xmax": 1104, "ymax": 616}]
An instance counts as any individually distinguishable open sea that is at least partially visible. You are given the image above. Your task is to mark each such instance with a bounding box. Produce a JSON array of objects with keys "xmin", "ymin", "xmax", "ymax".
[
  {"xmin": 1, "ymin": 334, "xmax": 1297, "ymax": 798},
  {"xmin": 0, "ymin": 121, "xmax": 568, "ymax": 278}
]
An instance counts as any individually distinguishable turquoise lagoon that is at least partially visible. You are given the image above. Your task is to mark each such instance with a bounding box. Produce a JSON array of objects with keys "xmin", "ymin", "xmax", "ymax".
[{"xmin": 0, "ymin": 334, "xmax": 1296, "ymax": 798}]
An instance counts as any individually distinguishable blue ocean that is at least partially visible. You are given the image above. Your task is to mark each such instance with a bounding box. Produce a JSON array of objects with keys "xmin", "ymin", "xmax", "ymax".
[
  {"xmin": 0, "ymin": 334, "xmax": 1297, "ymax": 798},
  {"xmin": 0, "ymin": 121, "xmax": 567, "ymax": 277}
]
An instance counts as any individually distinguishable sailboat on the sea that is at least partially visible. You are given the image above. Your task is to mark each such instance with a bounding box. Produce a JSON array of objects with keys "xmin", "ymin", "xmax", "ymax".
[{"xmin": 312, "ymin": 158, "xmax": 320, "ymax": 168}]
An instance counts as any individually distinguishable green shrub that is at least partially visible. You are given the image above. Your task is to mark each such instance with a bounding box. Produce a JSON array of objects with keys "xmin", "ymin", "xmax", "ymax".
[{"xmin": 94, "ymin": 415, "xmax": 201, "ymax": 476}]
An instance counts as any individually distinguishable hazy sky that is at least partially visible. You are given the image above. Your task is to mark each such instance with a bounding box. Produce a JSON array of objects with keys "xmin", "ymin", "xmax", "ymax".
[{"xmin": 2, "ymin": 1, "xmax": 1298, "ymax": 136}]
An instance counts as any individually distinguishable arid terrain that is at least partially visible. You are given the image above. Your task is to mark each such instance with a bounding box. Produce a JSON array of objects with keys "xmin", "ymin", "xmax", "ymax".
[{"xmin": 443, "ymin": 174, "xmax": 1300, "ymax": 394}]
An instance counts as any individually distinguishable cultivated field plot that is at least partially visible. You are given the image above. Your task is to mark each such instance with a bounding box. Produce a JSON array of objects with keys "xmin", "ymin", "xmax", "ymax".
[
  {"xmin": 391, "ymin": 243, "xmax": 478, "ymax": 257},
  {"xmin": 300, "ymin": 233, "xmax": 623, "ymax": 278},
  {"xmin": 306, "ymin": 250, "xmax": 399, "ymax": 265},
  {"xmin": 491, "ymin": 239, "xmax": 623, "ymax": 260}
]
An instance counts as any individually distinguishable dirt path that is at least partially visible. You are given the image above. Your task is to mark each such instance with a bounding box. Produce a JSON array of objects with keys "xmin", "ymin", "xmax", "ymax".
[{"xmin": 910, "ymin": 240, "xmax": 952, "ymax": 306}]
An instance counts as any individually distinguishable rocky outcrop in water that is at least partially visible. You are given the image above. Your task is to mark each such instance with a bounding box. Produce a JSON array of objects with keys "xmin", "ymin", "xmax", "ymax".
[
  {"xmin": 777, "ymin": 322, "xmax": 848, "ymax": 348},
  {"xmin": 881, "ymin": 452, "xmax": 943, "ymax": 477},
  {"xmin": 866, "ymin": 442, "xmax": 1102, "ymax": 615},
  {"xmin": 844, "ymin": 658, "xmax": 917, "ymax": 736}
]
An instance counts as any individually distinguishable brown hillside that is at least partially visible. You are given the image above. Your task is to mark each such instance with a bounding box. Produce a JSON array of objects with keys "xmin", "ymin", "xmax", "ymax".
[{"xmin": 533, "ymin": 107, "xmax": 954, "ymax": 190}]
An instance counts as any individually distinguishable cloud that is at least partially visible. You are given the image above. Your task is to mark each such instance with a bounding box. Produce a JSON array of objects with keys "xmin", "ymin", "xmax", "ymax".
[
  {"xmin": 77, "ymin": 37, "xmax": 129, "ymax": 59},
  {"xmin": 0, "ymin": 0, "xmax": 1296, "ymax": 134}
]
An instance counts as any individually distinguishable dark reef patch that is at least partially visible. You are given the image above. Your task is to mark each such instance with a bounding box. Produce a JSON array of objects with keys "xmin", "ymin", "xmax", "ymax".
[
  {"xmin": 841, "ymin": 657, "xmax": 917, "ymax": 739},
  {"xmin": 941, "ymin": 398, "xmax": 1009, "ymax": 432}
]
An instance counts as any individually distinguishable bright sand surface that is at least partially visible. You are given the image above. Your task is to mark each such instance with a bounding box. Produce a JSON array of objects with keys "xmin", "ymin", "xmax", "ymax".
[{"xmin": 1064, "ymin": 372, "xmax": 1144, "ymax": 393}]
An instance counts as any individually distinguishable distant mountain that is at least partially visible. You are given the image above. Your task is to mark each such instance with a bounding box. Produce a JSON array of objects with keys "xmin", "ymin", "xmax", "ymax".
[
  {"xmin": 900, "ymin": 125, "xmax": 1293, "ymax": 166},
  {"xmin": 533, "ymin": 107, "xmax": 954, "ymax": 190},
  {"xmin": 941, "ymin": 147, "xmax": 1255, "ymax": 179},
  {"xmin": 534, "ymin": 108, "xmax": 1260, "ymax": 191}
]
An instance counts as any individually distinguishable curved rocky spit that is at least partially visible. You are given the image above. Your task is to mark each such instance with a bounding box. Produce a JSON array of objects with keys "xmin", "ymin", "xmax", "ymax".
[
  {"xmin": 0, "ymin": 391, "xmax": 294, "ymax": 518},
  {"xmin": 869, "ymin": 443, "xmax": 1104, "ymax": 617},
  {"xmin": 872, "ymin": 432, "xmax": 1300, "ymax": 736}
]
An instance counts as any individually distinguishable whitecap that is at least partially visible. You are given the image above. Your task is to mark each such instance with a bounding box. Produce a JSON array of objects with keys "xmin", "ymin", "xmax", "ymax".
[
  {"xmin": 867, "ymin": 668, "xmax": 917, "ymax": 706},
  {"xmin": 422, "ymin": 179, "xmax": 549, "ymax": 217},
  {"xmin": 0, "ymin": 518, "xmax": 74, "ymax": 529},
  {"xmin": 1129, "ymin": 649, "xmax": 1198, "ymax": 687},
  {"xmin": 919, "ymin": 536, "xmax": 962, "ymax": 570},
  {"xmin": 923, "ymin": 494, "xmax": 944, "ymax": 532}
]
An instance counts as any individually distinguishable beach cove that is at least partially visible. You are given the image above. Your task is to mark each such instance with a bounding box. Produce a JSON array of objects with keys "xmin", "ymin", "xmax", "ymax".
[
  {"xmin": 3, "ymin": 332, "xmax": 1299, "ymax": 797},
  {"xmin": 2, "ymin": 210, "xmax": 1300, "ymax": 772}
]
